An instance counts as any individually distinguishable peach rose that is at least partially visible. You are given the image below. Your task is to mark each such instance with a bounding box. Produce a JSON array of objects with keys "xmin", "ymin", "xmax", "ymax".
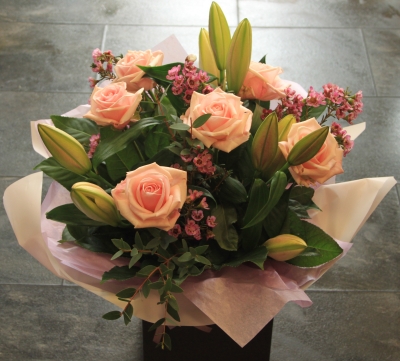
[
  {"xmin": 181, "ymin": 88, "xmax": 252, "ymax": 153},
  {"xmin": 238, "ymin": 61, "xmax": 287, "ymax": 101},
  {"xmin": 84, "ymin": 82, "xmax": 143, "ymax": 129},
  {"xmin": 278, "ymin": 118, "xmax": 344, "ymax": 186},
  {"xmin": 111, "ymin": 163, "xmax": 187, "ymax": 231},
  {"xmin": 114, "ymin": 50, "xmax": 164, "ymax": 92}
]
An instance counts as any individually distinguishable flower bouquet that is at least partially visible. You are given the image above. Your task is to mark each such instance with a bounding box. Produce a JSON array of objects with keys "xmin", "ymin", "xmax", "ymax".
[{"xmin": 3, "ymin": 1, "xmax": 396, "ymax": 353}]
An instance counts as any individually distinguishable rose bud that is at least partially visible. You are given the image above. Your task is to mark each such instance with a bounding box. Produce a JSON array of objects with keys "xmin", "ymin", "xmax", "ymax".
[
  {"xmin": 71, "ymin": 182, "xmax": 121, "ymax": 227},
  {"xmin": 199, "ymin": 28, "xmax": 219, "ymax": 80},
  {"xmin": 264, "ymin": 234, "xmax": 307, "ymax": 261},
  {"xmin": 208, "ymin": 1, "xmax": 231, "ymax": 72},
  {"xmin": 37, "ymin": 124, "xmax": 92, "ymax": 175},
  {"xmin": 226, "ymin": 18, "xmax": 252, "ymax": 94}
]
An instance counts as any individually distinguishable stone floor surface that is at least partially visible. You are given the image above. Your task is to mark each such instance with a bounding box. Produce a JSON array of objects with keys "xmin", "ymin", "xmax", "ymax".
[{"xmin": 1, "ymin": 0, "xmax": 399, "ymax": 360}]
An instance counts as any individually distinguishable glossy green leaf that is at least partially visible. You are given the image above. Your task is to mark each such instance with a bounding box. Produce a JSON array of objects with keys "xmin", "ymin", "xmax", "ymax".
[
  {"xmin": 192, "ymin": 113, "xmax": 211, "ymax": 128},
  {"xmin": 211, "ymin": 205, "xmax": 238, "ymax": 251},
  {"xmin": 102, "ymin": 311, "xmax": 122, "ymax": 320}
]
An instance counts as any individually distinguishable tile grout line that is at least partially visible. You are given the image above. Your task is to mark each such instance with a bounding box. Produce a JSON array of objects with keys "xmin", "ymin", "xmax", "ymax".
[
  {"xmin": 100, "ymin": 24, "xmax": 109, "ymax": 52},
  {"xmin": 360, "ymin": 28, "xmax": 378, "ymax": 97}
]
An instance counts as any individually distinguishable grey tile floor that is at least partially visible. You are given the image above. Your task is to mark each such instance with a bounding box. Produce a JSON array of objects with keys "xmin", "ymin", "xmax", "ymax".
[{"xmin": 1, "ymin": 1, "xmax": 399, "ymax": 360}]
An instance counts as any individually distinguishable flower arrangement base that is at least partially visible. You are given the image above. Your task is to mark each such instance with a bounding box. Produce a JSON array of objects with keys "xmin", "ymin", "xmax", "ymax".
[{"xmin": 142, "ymin": 320, "xmax": 273, "ymax": 360}]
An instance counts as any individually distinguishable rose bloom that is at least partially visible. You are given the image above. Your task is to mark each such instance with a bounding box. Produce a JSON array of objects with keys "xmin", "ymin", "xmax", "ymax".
[
  {"xmin": 111, "ymin": 163, "xmax": 187, "ymax": 231},
  {"xmin": 114, "ymin": 49, "xmax": 164, "ymax": 92},
  {"xmin": 278, "ymin": 118, "xmax": 344, "ymax": 186},
  {"xmin": 238, "ymin": 61, "xmax": 287, "ymax": 101},
  {"xmin": 84, "ymin": 82, "xmax": 143, "ymax": 129},
  {"xmin": 181, "ymin": 88, "xmax": 252, "ymax": 153}
]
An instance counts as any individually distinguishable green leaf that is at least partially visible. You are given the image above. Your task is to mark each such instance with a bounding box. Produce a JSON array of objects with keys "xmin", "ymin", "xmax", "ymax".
[
  {"xmin": 287, "ymin": 221, "xmax": 343, "ymax": 267},
  {"xmin": 46, "ymin": 203, "xmax": 105, "ymax": 227},
  {"xmin": 163, "ymin": 333, "xmax": 172, "ymax": 350},
  {"xmin": 145, "ymin": 127, "xmax": 171, "ymax": 158},
  {"xmin": 102, "ymin": 266, "xmax": 138, "ymax": 282},
  {"xmin": 243, "ymin": 171, "xmax": 287, "ymax": 229},
  {"xmin": 145, "ymin": 237, "xmax": 161, "ymax": 250},
  {"xmin": 116, "ymin": 288, "xmax": 137, "ymax": 299},
  {"xmin": 178, "ymin": 252, "xmax": 193, "ymax": 263},
  {"xmin": 92, "ymin": 118, "xmax": 162, "ymax": 169},
  {"xmin": 167, "ymin": 303, "xmax": 180, "ymax": 322},
  {"xmin": 217, "ymin": 176, "xmax": 248, "ymax": 204},
  {"xmin": 111, "ymin": 249, "xmax": 124, "ymax": 260},
  {"xmin": 288, "ymin": 199, "xmax": 311, "ymax": 219},
  {"xmin": 105, "ymin": 142, "xmax": 142, "ymax": 181},
  {"xmin": 34, "ymin": 158, "xmax": 87, "ymax": 191},
  {"xmin": 211, "ymin": 205, "xmax": 239, "ymax": 251},
  {"xmin": 194, "ymin": 245, "xmax": 209, "ymax": 255},
  {"xmin": 170, "ymin": 283, "xmax": 184, "ymax": 293},
  {"xmin": 168, "ymin": 297, "xmax": 179, "ymax": 312},
  {"xmin": 169, "ymin": 123, "xmax": 190, "ymax": 131},
  {"xmin": 134, "ymin": 232, "xmax": 144, "ymax": 250},
  {"xmin": 138, "ymin": 63, "xmax": 183, "ymax": 83},
  {"xmin": 148, "ymin": 318, "xmax": 165, "ymax": 332},
  {"xmin": 102, "ymin": 311, "xmax": 122, "ymax": 320},
  {"xmin": 290, "ymin": 186, "xmax": 320, "ymax": 211},
  {"xmin": 112, "ymin": 238, "xmax": 131, "ymax": 251},
  {"xmin": 301, "ymin": 104, "xmax": 327, "ymax": 122},
  {"xmin": 136, "ymin": 265, "xmax": 157, "ymax": 277},
  {"xmin": 142, "ymin": 280, "xmax": 151, "ymax": 298},
  {"xmin": 148, "ymin": 281, "xmax": 164, "ymax": 290},
  {"xmin": 195, "ymin": 255, "xmax": 212, "ymax": 266},
  {"xmin": 123, "ymin": 303, "xmax": 133, "ymax": 325},
  {"xmin": 129, "ymin": 253, "xmax": 142, "ymax": 269},
  {"xmin": 192, "ymin": 114, "xmax": 211, "ymax": 128},
  {"xmin": 259, "ymin": 55, "xmax": 266, "ymax": 64},
  {"xmin": 221, "ymin": 246, "xmax": 268, "ymax": 269},
  {"xmin": 51, "ymin": 115, "xmax": 99, "ymax": 148}
]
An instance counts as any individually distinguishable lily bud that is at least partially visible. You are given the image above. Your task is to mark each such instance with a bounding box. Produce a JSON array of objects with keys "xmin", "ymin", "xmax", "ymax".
[
  {"xmin": 71, "ymin": 182, "xmax": 120, "ymax": 227},
  {"xmin": 208, "ymin": 2, "xmax": 231, "ymax": 71},
  {"xmin": 199, "ymin": 28, "xmax": 219, "ymax": 79},
  {"xmin": 38, "ymin": 124, "xmax": 92, "ymax": 175},
  {"xmin": 252, "ymin": 112, "xmax": 278, "ymax": 172},
  {"xmin": 226, "ymin": 18, "xmax": 252, "ymax": 94},
  {"xmin": 278, "ymin": 114, "xmax": 296, "ymax": 141},
  {"xmin": 287, "ymin": 126, "xmax": 329, "ymax": 166},
  {"xmin": 264, "ymin": 234, "xmax": 307, "ymax": 261}
]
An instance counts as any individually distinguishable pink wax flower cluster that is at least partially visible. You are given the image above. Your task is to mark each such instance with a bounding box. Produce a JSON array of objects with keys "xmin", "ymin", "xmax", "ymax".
[
  {"xmin": 166, "ymin": 55, "xmax": 214, "ymax": 104},
  {"xmin": 323, "ymin": 83, "xmax": 363, "ymax": 124},
  {"xmin": 262, "ymin": 83, "xmax": 363, "ymax": 126},
  {"xmin": 88, "ymin": 48, "xmax": 122, "ymax": 88},
  {"xmin": 168, "ymin": 188, "xmax": 216, "ymax": 241},
  {"xmin": 87, "ymin": 134, "xmax": 100, "ymax": 158},
  {"xmin": 330, "ymin": 122, "xmax": 354, "ymax": 156}
]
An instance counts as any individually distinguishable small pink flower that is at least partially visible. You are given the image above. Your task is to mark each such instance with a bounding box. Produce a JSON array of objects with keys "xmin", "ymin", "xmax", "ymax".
[
  {"xmin": 206, "ymin": 216, "xmax": 217, "ymax": 228},
  {"xmin": 166, "ymin": 65, "xmax": 181, "ymax": 80},
  {"xmin": 202, "ymin": 85, "xmax": 214, "ymax": 94},
  {"xmin": 188, "ymin": 189, "xmax": 203, "ymax": 201},
  {"xmin": 171, "ymin": 163, "xmax": 182, "ymax": 170},
  {"xmin": 199, "ymin": 197, "xmax": 209, "ymax": 210},
  {"xmin": 180, "ymin": 153, "xmax": 194, "ymax": 163},
  {"xmin": 198, "ymin": 70, "xmax": 210, "ymax": 83},
  {"xmin": 193, "ymin": 230, "xmax": 202, "ymax": 241},
  {"xmin": 206, "ymin": 229, "xmax": 215, "ymax": 240},
  {"xmin": 191, "ymin": 210, "xmax": 204, "ymax": 221},
  {"xmin": 92, "ymin": 48, "xmax": 102, "ymax": 61},
  {"xmin": 88, "ymin": 77, "xmax": 97, "ymax": 88},
  {"xmin": 185, "ymin": 219, "xmax": 200, "ymax": 236},
  {"xmin": 168, "ymin": 224, "xmax": 182, "ymax": 238},
  {"xmin": 91, "ymin": 61, "xmax": 103, "ymax": 73},
  {"xmin": 306, "ymin": 86, "xmax": 326, "ymax": 107},
  {"xmin": 172, "ymin": 86, "xmax": 184, "ymax": 95}
]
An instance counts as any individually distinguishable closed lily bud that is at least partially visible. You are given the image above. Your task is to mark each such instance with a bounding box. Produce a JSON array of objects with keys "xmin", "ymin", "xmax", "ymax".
[
  {"xmin": 71, "ymin": 182, "xmax": 120, "ymax": 227},
  {"xmin": 264, "ymin": 234, "xmax": 307, "ymax": 261},
  {"xmin": 199, "ymin": 28, "xmax": 219, "ymax": 78},
  {"xmin": 226, "ymin": 18, "xmax": 252, "ymax": 94},
  {"xmin": 252, "ymin": 112, "xmax": 278, "ymax": 172},
  {"xmin": 287, "ymin": 126, "xmax": 329, "ymax": 166},
  {"xmin": 278, "ymin": 114, "xmax": 296, "ymax": 141},
  {"xmin": 208, "ymin": 2, "xmax": 231, "ymax": 71},
  {"xmin": 38, "ymin": 124, "xmax": 92, "ymax": 175}
]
